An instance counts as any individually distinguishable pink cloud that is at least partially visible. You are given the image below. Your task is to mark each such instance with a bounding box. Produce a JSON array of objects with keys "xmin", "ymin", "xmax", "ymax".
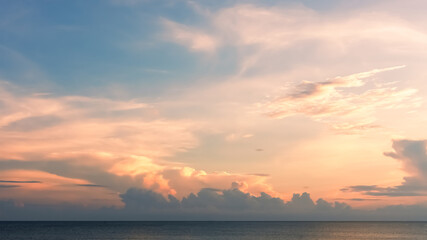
[
  {"xmin": 0, "ymin": 82, "xmax": 280, "ymax": 206},
  {"xmin": 262, "ymin": 66, "xmax": 421, "ymax": 134},
  {"xmin": 0, "ymin": 169, "xmax": 122, "ymax": 207}
]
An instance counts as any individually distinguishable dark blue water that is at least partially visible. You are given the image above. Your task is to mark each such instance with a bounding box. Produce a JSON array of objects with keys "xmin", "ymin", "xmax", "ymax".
[{"xmin": 0, "ymin": 221, "xmax": 426, "ymax": 240}]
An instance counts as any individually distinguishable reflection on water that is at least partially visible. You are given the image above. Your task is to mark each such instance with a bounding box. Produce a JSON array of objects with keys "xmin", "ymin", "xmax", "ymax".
[{"xmin": 1, "ymin": 221, "xmax": 426, "ymax": 240}]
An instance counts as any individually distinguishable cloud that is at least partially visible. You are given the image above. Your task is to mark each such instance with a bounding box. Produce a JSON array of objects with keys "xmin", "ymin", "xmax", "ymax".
[
  {"xmin": 161, "ymin": 167, "xmax": 279, "ymax": 199},
  {"xmin": 90, "ymin": 186, "xmax": 354, "ymax": 220},
  {"xmin": 0, "ymin": 169, "xmax": 122, "ymax": 206},
  {"xmin": 162, "ymin": 19, "xmax": 219, "ymax": 53},
  {"xmin": 0, "ymin": 81, "xmax": 284, "ymax": 206},
  {"xmin": 210, "ymin": 4, "xmax": 427, "ymax": 49},
  {"xmin": 160, "ymin": 4, "xmax": 424, "ymax": 135},
  {"xmin": 0, "ymin": 81, "xmax": 282, "ymax": 205},
  {"xmin": 282, "ymin": 66, "xmax": 405, "ymax": 100},
  {"xmin": 162, "ymin": 4, "xmax": 427, "ymax": 74},
  {"xmin": 263, "ymin": 66, "xmax": 420, "ymax": 134},
  {"xmin": 2, "ymin": 184, "xmax": 426, "ymax": 221},
  {"xmin": 335, "ymin": 198, "xmax": 381, "ymax": 202},
  {"xmin": 341, "ymin": 185, "xmax": 379, "ymax": 192},
  {"xmin": 75, "ymin": 184, "xmax": 106, "ymax": 188},
  {"xmin": 0, "ymin": 185, "xmax": 20, "ymax": 188},
  {"xmin": 0, "ymin": 180, "xmax": 41, "ymax": 183},
  {"xmin": 343, "ymin": 139, "xmax": 427, "ymax": 197},
  {"xmin": 2, "ymin": 115, "xmax": 62, "ymax": 131}
]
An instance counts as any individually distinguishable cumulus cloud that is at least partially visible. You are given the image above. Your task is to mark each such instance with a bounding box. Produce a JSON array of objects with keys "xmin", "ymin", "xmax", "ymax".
[
  {"xmin": 118, "ymin": 186, "xmax": 372, "ymax": 221},
  {"xmin": 0, "ymin": 184, "xmax": 356, "ymax": 220},
  {"xmin": 0, "ymin": 81, "xmax": 190, "ymax": 203},
  {"xmin": 2, "ymin": 184, "xmax": 426, "ymax": 221},
  {"xmin": 0, "ymin": 81, "xmax": 280, "ymax": 205},
  {"xmin": 343, "ymin": 139, "xmax": 427, "ymax": 197},
  {"xmin": 120, "ymin": 187, "xmax": 287, "ymax": 220}
]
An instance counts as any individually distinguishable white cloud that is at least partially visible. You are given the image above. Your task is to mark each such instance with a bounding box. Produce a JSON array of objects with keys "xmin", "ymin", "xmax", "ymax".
[
  {"xmin": 162, "ymin": 19, "xmax": 219, "ymax": 53},
  {"xmin": 162, "ymin": 4, "xmax": 427, "ymax": 74}
]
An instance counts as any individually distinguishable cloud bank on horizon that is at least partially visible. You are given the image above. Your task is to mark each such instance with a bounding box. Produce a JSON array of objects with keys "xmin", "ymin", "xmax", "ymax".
[{"xmin": 1, "ymin": 0, "xmax": 427, "ymax": 220}]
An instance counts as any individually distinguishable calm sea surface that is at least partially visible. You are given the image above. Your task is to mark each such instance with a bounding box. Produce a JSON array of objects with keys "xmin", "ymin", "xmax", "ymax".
[{"xmin": 0, "ymin": 221, "xmax": 426, "ymax": 240}]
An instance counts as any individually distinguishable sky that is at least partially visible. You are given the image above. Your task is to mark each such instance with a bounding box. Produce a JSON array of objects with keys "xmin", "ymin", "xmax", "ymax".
[{"xmin": 1, "ymin": 0, "xmax": 427, "ymax": 220}]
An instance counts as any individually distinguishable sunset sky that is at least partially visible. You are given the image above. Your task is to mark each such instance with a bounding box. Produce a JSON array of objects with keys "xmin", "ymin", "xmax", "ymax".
[{"xmin": 1, "ymin": 0, "xmax": 427, "ymax": 220}]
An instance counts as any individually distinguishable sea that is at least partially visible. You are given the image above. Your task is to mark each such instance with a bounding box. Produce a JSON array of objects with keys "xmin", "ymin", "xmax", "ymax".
[{"xmin": 0, "ymin": 221, "xmax": 426, "ymax": 240}]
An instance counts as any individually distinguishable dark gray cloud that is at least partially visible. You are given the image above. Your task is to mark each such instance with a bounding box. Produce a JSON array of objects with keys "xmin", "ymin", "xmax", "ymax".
[
  {"xmin": 0, "ymin": 179, "xmax": 41, "ymax": 189},
  {"xmin": 1, "ymin": 186, "xmax": 427, "ymax": 221},
  {"xmin": 343, "ymin": 139, "xmax": 427, "ymax": 197},
  {"xmin": 341, "ymin": 185, "xmax": 379, "ymax": 192},
  {"xmin": 288, "ymin": 80, "xmax": 340, "ymax": 99},
  {"xmin": 0, "ymin": 184, "xmax": 20, "ymax": 188},
  {"xmin": 335, "ymin": 198, "xmax": 380, "ymax": 202},
  {"xmin": 118, "ymin": 187, "xmax": 358, "ymax": 221},
  {"xmin": 1, "ymin": 140, "xmax": 427, "ymax": 220},
  {"xmin": 75, "ymin": 184, "xmax": 106, "ymax": 188},
  {"xmin": 0, "ymin": 180, "xmax": 41, "ymax": 183}
]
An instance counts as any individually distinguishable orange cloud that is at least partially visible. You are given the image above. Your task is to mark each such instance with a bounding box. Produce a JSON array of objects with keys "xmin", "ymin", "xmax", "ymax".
[
  {"xmin": 0, "ymin": 81, "xmax": 198, "ymax": 161},
  {"xmin": 0, "ymin": 81, "xmax": 280, "ymax": 206},
  {"xmin": 0, "ymin": 169, "xmax": 122, "ymax": 207}
]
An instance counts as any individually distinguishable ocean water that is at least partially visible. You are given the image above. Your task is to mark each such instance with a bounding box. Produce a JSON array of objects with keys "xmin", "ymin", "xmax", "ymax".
[{"xmin": 0, "ymin": 221, "xmax": 426, "ymax": 240}]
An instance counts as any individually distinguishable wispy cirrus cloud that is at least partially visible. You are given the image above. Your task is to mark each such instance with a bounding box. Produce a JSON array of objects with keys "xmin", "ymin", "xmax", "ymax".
[
  {"xmin": 162, "ymin": 4, "xmax": 427, "ymax": 74},
  {"xmin": 263, "ymin": 66, "xmax": 421, "ymax": 134},
  {"xmin": 159, "ymin": 4, "xmax": 424, "ymax": 135},
  {"xmin": 161, "ymin": 19, "xmax": 219, "ymax": 53}
]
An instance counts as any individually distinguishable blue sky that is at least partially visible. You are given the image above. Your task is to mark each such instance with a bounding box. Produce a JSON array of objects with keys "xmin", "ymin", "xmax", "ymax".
[
  {"xmin": 0, "ymin": 0, "xmax": 361, "ymax": 96},
  {"xmin": 2, "ymin": 0, "xmax": 201, "ymax": 94}
]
